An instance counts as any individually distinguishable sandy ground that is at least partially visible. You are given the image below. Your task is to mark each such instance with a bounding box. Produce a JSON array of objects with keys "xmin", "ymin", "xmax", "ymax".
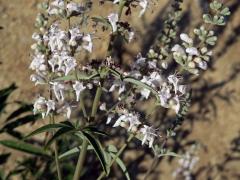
[{"xmin": 0, "ymin": 0, "xmax": 240, "ymax": 179}]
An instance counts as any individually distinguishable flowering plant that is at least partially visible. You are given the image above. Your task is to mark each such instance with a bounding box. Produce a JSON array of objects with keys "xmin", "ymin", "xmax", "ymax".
[{"xmin": 25, "ymin": 0, "xmax": 231, "ymax": 179}]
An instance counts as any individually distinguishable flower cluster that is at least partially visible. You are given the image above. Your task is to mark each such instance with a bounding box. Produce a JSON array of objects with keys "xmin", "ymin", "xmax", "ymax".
[
  {"xmin": 30, "ymin": 0, "xmax": 229, "ymax": 151},
  {"xmin": 173, "ymin": 145, "xmax": 199, "ymax": 180},
  {"xmin": 172, "ymin": 33, "xmax": 212, "ymax": 75}
]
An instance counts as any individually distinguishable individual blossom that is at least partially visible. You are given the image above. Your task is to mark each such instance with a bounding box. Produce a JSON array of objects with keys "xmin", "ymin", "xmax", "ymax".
[
  {"xmin": 33, "ymin": 96, "xmax": 47, "ymax": 118},
  {"xmin": 108, "ymin": 13, "xmax": 118, "ymax": 33},
  {"xmin": 73, "ymin": 81, "xmax": 86, "ymax": 101},
  {"xmin": 169, "ymin": 95, "xmax": 181, "ymax": 114},
  {"xmin": 63, "ymin": 56, "xmax": 77, "ymax": 75},
  {"xmin": 109, "ymin": 79, "xmax": 126, "ymax": 95},
  {"xmin": 69, "ymin": 27, "xmax": 83, "ymax": 47},
  {"xmin": 46, "ymin": 99, "xmax": 56, "ymax": 116},
  {"xmin": 51, "ymin": 82, "xmax": 66, "ymax": 101},
  {"xmin": 128, "ymin": 31, "xmax": 135, "ymax": 43},
  {"xmin": 140, "ymin": 125, "xmax": 158, "ymax": 148},
  {"xmin": 113, "ymin": 113, "xmax": 141, "ymax": 132},
  {"xmin": 30, "ymin": 74, "xmax": 46, "ymax": 86},
  {"xmin": 29, "ymin": 53, "xmax": 47, "ymax": 72},
  {"xmin": 48, "ymin": 24, "xmax": 69, "ymax": 52},
  {"xmin": 82, "ymin": 34, "xmax": 93, "ymax": 53},
  {"xmin": 139, "ymin": 0, "xmax": 148, "ymax": 17},
  {"xmin": 67, "ymin": 2, "xmax": 84, "ymax": 16},
  {"xmin": 168, "ymin": 74, "xmax": 182, "ymax": 94},
  {"xmin": 57, "ymin": 103, "xmax": 73, "ymax": 119},
  {"xmin": 180, "ymin": 33, "xmax": 193, "ymax": 45},
  {"xmin": 48, "ymin": 0, "xmax": 65, "ymax": 16}
]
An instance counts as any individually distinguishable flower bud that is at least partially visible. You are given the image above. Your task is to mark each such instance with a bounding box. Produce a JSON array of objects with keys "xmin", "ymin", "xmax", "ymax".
[{"xmin": 188, "ymin": 61, "xmax": 196, "ymax": 68}]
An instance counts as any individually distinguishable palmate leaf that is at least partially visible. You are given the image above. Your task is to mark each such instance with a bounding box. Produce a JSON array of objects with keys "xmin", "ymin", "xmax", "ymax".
[
  {"xmin": 45, "ymin": 126, "xmax": 75, "ymax": 147},
  {"xmin": 0, "ymin": 140, "xmax": 49, "ymax": 157},
  {"xmin": 0, "ymin": 114, "xmax": 41, "ymax": 133},
  {"xmin": 24, "ymin": 123, "xmax": 71, "ymax": 139},
  {"xmin": 58, "ymin": 145, "xmax": 93, "ymax": 160},
  {"xmin": 81, "ymin": 132, "xmax": 108, "ymax": 174}
]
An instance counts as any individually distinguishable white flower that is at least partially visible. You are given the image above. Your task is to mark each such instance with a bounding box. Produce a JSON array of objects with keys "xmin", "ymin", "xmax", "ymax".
[
  {"xmin": 186, "ymin": 47, "xmax": 199, "ymax": 56},
  {"xmin": 48, "ymin": 24, "xmax": 69, "ymax": 52},
  {"xmin": 149, "ymin": 71, "xmax": 164, "ymax": 88},
  {"xmin": 106, "ymin": 113, "xmax": 115, "ymax": 124},
  {"xmin": 168, "ymin": 74, "xmax": 182, "ymax": 94},
  {"xmin": 171, "ymin": 44, "xmax": 185, "ymax": 55},
  {"xmin": 46, "ymin": 100, "xmax": 56, "ymax": 116},
  {"xmin": 99, "ymin": 103, "xmax": 106, "ymax": 111},
  {"xmin": 48, "ymin": 53, "xmax": 60, "ymax": 72},
  {"xmin": 63, "ymin": 56, "xmax": 77, "ymax": 75},
  {"xmin": 159, "ymin": 85, "xmax": 171, "ymax": 108},
  {"xmin": 48, "ymin": 0, "xmax": 64, "ymax": 15},
  {"xmin": 32, "ymin": 33, "xmax": 42, "ymax": 42},
  {"xmin": 30, "ymin": 54, "xmax": 46, "ymax": 71},
  {"xmin": 198, "ymin": 60, "xmax": 208, "ymax": 70},
  {"xmin": 128, "ymin": 31, "xmax": 134, "ymax": 42},
  {"xmin": 108, "ymin": 13, "xmax": 118, "ymax": 33},
  {"xmin": 82, "ymin": 34, "xmax": 93, "ymax": 52},
  {"xmin": 148, "ymin": 60, "xmax": 157, "ymax": 69},
  {"xmin": 109, "ymin": 80, "xmax": 126, "ymax": 94},
  {"xmin": 69, "ymin": 27, "xmax": 83, "ymax": 47},
  {"xmin": 139, "ymin": 0, "xmax": 148, "ymax": 17},
  {"xmin": 180, "ymin": 33, "xmax": 193, "ymax": 44},
  {"xmin": 169, "ymin": 96, "xmax": 181, "ymax": 114},
  {"xmin": 113, "ymin": 0, "xmax": 120, "ymax": 3},
  {"xmin": 33, "ymin": 96, "xmax": 46, "ymax": 118},
  {"xmin": 52, "ymin": 82, "xmax": 66, "ymax": 101},
  {"xmin": 58, "ymin": 103, "xmax": 72, "ymax": 119},
  {"xmin": 140, "ymin": 125, "xmax": 157, "ymax": 148},
  {"xmin": 140, "ymin": 88, "xmax": 151, "ymax": 99},
  {"xmin": 73, "ymin": 81, "xmax": 86, "ymax": 101},
  {"xmin": 113, "ymin": 113, "xmax": 141, "ymax": 131},
  {"xmin": 67, "ymin": 2, "xmax": 84, "ymax": 15},
  {"xmin": 30, "ymin": 74, "xmax": 46, "ymax": 86}
]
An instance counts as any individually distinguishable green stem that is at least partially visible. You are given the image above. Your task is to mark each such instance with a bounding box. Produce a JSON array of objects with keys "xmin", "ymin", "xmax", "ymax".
[
  {"xmin": 73, "ymin": 138, "xmax": 88, "ymax": 180},
  {"xmin": 54, "ymin": 143, "xmax": 62, "ymax": 180},
  {"xmin": 91, "ymin": 86, "xmax": 102, "ymax": 118},
  {"xmin": 118, "ymin": 0, "xmax": 126, "ymax": 19},
  {"xmin": 80, "ymin": 94, "xmax": 88, "ymax": 118},
  {"xmin": 97, "ymin": 134, "xmax": 134, "ymax": 180},
  {"xmin": 50, "ymin": 115, "xmax": 62, "ymax": 180}
]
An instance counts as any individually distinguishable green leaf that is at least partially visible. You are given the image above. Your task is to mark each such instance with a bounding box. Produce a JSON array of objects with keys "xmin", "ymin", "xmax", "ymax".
[
  {"xmin": 107, "ymin": 144, "xmax": 118, "ymax": 153},
  {"xmin": 58, "ymin": 145, "xmax": 93, "ymax": 160},
  {"xmin": 158, "ymin": 151, "xmax": 182, "ymax": 158},
  {"xmin": 54, "ymin": 71, "xmax": 99, "ymax": 81},
  {"xmin": 0, "ymin": 84, "xmax": 17, "ymax": 114},
  {"xmin": 24, "ymin": 123, "xmax": 70, "ymax": 139},
  {"xmin": 1, "ymin": 114, "xmax": 41, "ymax": 133},
  {"xmin": 82, "ymin": 131, "xmax": 108, "ymax": 174},
  {"xmin": 0, "ymin": 140, "xmax": 49, "ymax": 157},
  {"xmin": 45, "ymin": 127, "xmax": 74, "ymax": 147},
  {"xmin": 91, "ymin": 16, "xmax": 110, "ymax": 27},
  {"xmin": 124, "ymin": 77, "xmax": 159, "ymax": 98},
  {"xmin": 106, "ymin": 145, "xmax": 131, "ymax": 180},
  {"xmin": 83, "ymin": 126, "xmax": 108, "ymax": 136},
  {"xmin": 6, "ymin": 104, "xmax": 33, "ymax": 121}
]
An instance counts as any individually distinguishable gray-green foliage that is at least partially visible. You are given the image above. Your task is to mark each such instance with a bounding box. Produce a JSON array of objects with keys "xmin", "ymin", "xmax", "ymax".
[{"xmin": 203, "ymin": 0, "xmax": 230, "ymax": 26}]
